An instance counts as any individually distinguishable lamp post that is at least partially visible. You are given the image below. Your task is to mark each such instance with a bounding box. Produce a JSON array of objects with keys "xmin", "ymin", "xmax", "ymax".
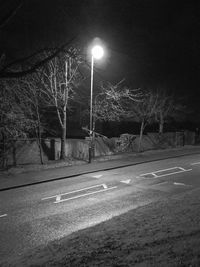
[{"xmin": 89, "ymin": 45, "xmax": 104, "ymax": 163}]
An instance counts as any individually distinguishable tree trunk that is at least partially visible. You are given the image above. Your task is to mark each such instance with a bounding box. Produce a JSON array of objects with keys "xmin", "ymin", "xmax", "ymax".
[
  {"xmin": 159, "ymin": 113, "xmax": 164, "ymax": 134},
  {"xmin": 159, "ymin": 122, "xmax": 164, "ymax": 134},
  {"xmin": 60, "ymin": 105, "xmax": 67, "ymax": 159},
  {"xmin": 36, "ymin": 108, "xmax": 44, "ymax": 164},
  {"xmin": 138, "ymin": 120, "xmax": 145, "ymax": 152},
  {"xmin": 12, "ymin": 140, "xmax": 17, "ymax": 166},
  {"xmin": 36, "ymin": 126, "xmax": 44, "ymax": 164},
  {"xmin": 60, "ymin": 58, "xmax": 69, "ymax": 160},
  {"xmin": 38, "ymin": 134, "xmax": 44, "ymax": 164},
  {"xmin": 2, "ymin": 132, "xmax": 7, "ymax": 169}
]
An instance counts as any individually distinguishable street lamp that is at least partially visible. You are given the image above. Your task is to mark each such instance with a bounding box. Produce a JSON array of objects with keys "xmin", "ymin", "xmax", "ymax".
[{"xmin": 89, "ymin": 45, "xmax": 104, "ymax": 163}]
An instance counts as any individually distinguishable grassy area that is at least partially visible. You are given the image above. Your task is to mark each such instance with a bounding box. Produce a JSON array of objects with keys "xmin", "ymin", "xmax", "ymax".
[{"xmin": 5, "ymin": 189, "xmax": 200, "ymax": 267}]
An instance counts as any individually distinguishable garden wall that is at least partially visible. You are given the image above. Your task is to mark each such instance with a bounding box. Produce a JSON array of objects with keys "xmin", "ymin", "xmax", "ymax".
[{"xmin": 3, "ymin": 131, "xmax": 196, "ymax": 166}]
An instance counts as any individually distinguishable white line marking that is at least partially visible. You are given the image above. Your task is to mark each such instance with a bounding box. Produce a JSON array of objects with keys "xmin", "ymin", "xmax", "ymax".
[
  {"xmin": 136, "ymin": 173, "xmax": 158, "ymax": 179},
  {"xmin": 42, "ymin": 184, "xmax": 107, "ymax": 201},
  {"xmin": 138, "ymin": 171, "xmax": 158, "ymax": 177},
  {"xmin": 120, "ymin": 179, "xmax": 131, "ymax": 184},
  {"xmin": 54, "ymin": 186, "xmax": 117, "ymax": 203},
  {"xmin": 0, "ymin": 214, "xmax": 7, "ymax": 218},
  {"xmin": 154, "ymin": 169, "xmax": 192, "ymax": 178},
  {"xmin": 178, "ymin": 167, "xmax": 186, "ymax": 171},
  {"xmin": 174, "ymin": 182, "xmax": 186, "ymax": 186},
  {"xmin": 92, "ymin": 174, "xmax": 103, "ymax": 178},
  {"xmin": 102, "ymin": 183, "xmax": 108, "ymax": 189},
  {"xmin": 153, "ymin": 166, "xmax": 183, "ymax": 174},
  {"xmin": 173, "ymin": 182, "xmax": 192, "ymax": 186},
  {"xmin": 155, "ymin": 181, "xmax": 169, "ymax": 186},
  {"xmin": 137, "ymin": 167, "xmax": 192, "ymax": 179},
  {"xmin": 56, "ymin": 195, "xmax": 61, "ymax": 202},
  {"xmin": 191, "ymin": 162, "xmax": 200, "ymax": 165}
]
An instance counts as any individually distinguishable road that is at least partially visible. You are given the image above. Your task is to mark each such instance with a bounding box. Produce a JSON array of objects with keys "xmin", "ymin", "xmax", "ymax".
[{"xmin": 1, "ymin": 153, "xmax": 200, "ymax": 264}]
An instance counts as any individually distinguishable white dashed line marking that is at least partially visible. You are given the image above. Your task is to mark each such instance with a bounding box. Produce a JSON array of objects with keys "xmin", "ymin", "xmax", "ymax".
[
  {"xmin": 0, "ymin": 214, "xmax": 7, "ymax": 218},
  {"xmin": 191, "ymin": 162, "xmax": 200, "ymax": 165},
  {"xmin": 173, "ymin": 182, "xmax": 192, "ymax": 187},
  {"xmin": 120, "ymin": 179, "xmax": 131, "ymax": 184},
  {"xmin": 92, "ymin": 174, "xmax": 103, "ymax": 178}
]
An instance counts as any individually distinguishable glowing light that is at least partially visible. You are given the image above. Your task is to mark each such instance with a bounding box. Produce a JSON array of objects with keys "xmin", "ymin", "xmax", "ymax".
[{"xmin": 91, "ymin": 45, "xmax": 104, "ymax": 59}]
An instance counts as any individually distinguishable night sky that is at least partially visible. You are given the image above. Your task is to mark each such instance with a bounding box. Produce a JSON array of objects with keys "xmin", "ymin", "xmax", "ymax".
[{"xmin": 1, "ymin": 0, "xmax": 200, "ymax": 113}]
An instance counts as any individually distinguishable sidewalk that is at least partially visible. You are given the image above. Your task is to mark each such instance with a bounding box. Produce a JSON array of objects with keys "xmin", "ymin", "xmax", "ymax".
[{"xmin": 0, "ymin": 145, "xmax": 200, "ymax": 191}]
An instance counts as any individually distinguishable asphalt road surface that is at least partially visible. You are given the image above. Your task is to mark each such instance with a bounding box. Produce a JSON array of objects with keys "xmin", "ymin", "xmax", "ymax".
[{"xmin": 1, "ymin": 153, "xmax": 200, "ymax": 264}]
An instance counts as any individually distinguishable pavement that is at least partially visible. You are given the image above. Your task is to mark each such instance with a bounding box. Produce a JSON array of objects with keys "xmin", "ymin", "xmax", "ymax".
[{"xmin": 0, "ymin": 145, "xmax": 200, "ymax": 191}]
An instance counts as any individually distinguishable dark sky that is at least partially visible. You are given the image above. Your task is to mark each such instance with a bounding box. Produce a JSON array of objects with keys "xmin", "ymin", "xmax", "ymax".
[{"xmin": 1, "ymin": 0, "xmax": 200, "ymax": 107}]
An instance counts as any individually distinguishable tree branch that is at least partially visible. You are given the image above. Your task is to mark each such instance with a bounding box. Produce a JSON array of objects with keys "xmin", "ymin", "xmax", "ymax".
[
  {"xmin": 0, "ymin": 37, "xmax": 77, "ymax": 78},
  {"xmin": 0, "ymin": 0, "xmax": 23, "ymax": 29}
]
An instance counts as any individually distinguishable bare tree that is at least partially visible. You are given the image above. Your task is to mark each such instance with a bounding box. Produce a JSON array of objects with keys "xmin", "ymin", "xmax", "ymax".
[
  {"xmin": 128, "ymin": 90, "xmax": 159, "ymax": 151},
  {"xmin": 93, "ymin": 80, "xmax": 142, "ymax": 125},
  {"xmin": 0, "ymin": 1, "xmax": 77, "ymax": 80},
  {"xmin": 154, "ymin": 90, "xmax": 175, "ymax": 134},
  {"xmin": 40, "ymin": 50, "xmax": 81, "ymax": 159},
  {"xmin": 154, "ymin": 89, "xmax": 188, "ymax": 134},
  {"xmin": 0, "ymin": 39, "xmax": 77, "ymax": 79}
]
